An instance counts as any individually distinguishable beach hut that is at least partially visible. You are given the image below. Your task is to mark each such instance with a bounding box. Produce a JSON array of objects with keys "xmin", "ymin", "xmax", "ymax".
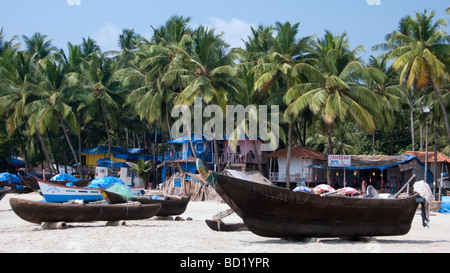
[
  {"xmin": 309, "ymin": 154, "xmax": 424, "ymax": 193},
  {"xmin": 157, "ymin": 135, "xmax": 215, "ymax": 183},
  {"xmin": 402, "ymin": 151, "xmax": 450, "ymax": 182},
  {"xmin": 266, "ymin": 145, "xmax": 327, "ymax": 188},
  {"xmin": 80, "ymin": 146, "xmax": 128, "ymax": 168}
]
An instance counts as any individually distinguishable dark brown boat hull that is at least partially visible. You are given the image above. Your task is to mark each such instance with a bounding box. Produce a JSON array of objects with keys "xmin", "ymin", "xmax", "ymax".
[
  {"xmin": 9, "ymin": 198, "xmax": 161, "ymax": 224},
  {"xmin": 215, "ymin": 174, "xmax": 420, "ymax": 239},
  {"xmin": 102, "ymin": 190, "xmax": 191, "ymax": 216},
  {"xmin": 205, "ymin": 219, "xmax": 248, "ymax": 232}
]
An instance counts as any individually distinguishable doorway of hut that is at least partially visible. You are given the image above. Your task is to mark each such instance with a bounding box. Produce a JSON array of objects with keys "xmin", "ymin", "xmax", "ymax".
[{"xmin": 329, "ymin": 168, "xmax": 389, "ymax": 194}]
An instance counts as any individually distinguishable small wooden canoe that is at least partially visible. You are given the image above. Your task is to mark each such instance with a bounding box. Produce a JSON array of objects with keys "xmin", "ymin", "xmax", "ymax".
[
  {"xmin": 9, "ymin": 198, "xmax": 162, "ymax": 224},
  {"xmin": 102, "ymin": 190, "xmax": 191, "ymax": 216},
  {"xmin": 205, "ymin": 219, "xmax": 248, "ymax": 232}
]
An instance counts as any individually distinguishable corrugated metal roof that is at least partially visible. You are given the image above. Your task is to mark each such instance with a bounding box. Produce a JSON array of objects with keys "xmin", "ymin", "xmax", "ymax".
[{"xmin": 265, "ymin": 145, "xmax": 327, "ymax": 160}]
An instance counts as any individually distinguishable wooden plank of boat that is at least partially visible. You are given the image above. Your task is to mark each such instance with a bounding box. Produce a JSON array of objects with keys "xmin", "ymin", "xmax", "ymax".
[
  {"xmin": 205, "ymin": 219, "xmax": 248, "ymax": 232},
  {"xmin": 101, "ymin": 190, "xmax": 191, "ymax": 216},
  {"xmin": 20, "ymin": 176, "xmax": 40, "ymax": 191},
  {"xmin": 214, "ymin": 173, "xmax": 420, "ymax": 239},
  {"xmin": 22, "ymin": 177, "xmax": 91, "ymax": 191},
  {"xmin": 9, "ymin": 198, "xmax": 162, "ymax": 224},
  {"xmin": 38, "ymin": 181, "xmax": 104, "ymax": 203}
]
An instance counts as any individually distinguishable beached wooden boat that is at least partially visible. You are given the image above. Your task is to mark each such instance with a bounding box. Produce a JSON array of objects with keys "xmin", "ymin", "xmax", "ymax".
[
  {"xmin": 196, "ymin": 159, "xmax": 422, "ymax": 239},
  {"xmin": 101, "ymin": 190, "xmax": 191, "ymax": 216},
  {"xmin": 214, "ymin": 173, "xmax": 421, "ymax": 239},
  {"xmin": 21, "ymin": 176, "xmax": 90, "ymax": 191},
  {"xmin": 38, "ymin": 181, "xmax": 104, "ymax": 203},
  {"xmin": 9, "ymin": 198, "xmax": 161, "ymax": 224},
  {"xmin": 37, "ymin": 177, "xmax": 91, "ymax": 187},
  {"xmin": 37, "ymin": 180, "xmax": 144, "ymax": 203}
]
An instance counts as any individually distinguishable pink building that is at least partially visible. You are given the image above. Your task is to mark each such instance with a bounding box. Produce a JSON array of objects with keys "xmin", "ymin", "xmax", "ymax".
[{"xmin": 220, "ymin": 138, "xmax": 264, "ymax": 164}]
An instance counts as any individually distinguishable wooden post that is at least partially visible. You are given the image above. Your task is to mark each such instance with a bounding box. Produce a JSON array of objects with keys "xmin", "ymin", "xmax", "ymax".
[{"xmin": 393, "ymin": 175, "xmax": 416, "ymax": 198}]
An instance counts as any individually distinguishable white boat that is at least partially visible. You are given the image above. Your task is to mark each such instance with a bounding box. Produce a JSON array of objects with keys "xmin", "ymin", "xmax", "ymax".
[
  {"xmin": 38, "ymin": 181, "xmax": 104, "ymax": 203},
  {"xmin": 38, "ymin": 181, "xmax": 145, "ymax": 203}
]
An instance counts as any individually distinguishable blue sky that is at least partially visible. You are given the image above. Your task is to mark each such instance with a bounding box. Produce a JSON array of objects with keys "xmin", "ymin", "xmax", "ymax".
[{"xmin": 1, "ymin": 0, "xmax": 449, "ymax": 60}]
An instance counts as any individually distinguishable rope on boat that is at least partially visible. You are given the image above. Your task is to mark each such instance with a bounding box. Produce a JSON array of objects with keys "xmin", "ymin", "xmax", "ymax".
[{"xmin": 212, "ymin": 208, "xmax": 234, "ymax": 221}]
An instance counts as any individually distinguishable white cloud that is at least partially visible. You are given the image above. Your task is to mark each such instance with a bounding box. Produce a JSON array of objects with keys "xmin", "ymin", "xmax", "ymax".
[
  {"xmin": 93, "ymin": 22, "xmax": 122, "ymax": 51},
  {"xmin": 206, "ymin": 18, "xmax": 255, "ymax": 49},
  {"xmin": 66, "ymin": 0, "xmax": 81, "ymax": 6}
]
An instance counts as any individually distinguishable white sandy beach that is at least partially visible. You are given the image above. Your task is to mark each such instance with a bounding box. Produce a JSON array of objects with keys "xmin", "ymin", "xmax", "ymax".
[{"xmin": 1, "ymin": 192, "xmax": 450, "ymax": 253}]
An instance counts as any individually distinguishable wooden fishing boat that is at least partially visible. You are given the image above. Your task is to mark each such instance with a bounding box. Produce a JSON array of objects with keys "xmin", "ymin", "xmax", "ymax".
[
  {"xmin": 38, "ymin": 181, "xmax": 104, "ymax": 203},
  {"xmin": 214, "ymin": 173, "xmax": 421, "ymax": 239},
  {"xmin": 196, "ymin": 159, "xmax": 423, "ymax": 239},
  {"xmin": 101, "ymin": 190, "xmax": 192, "ymax": 216},
  {"xmin": 37, "ymin": 177, "xmax": 91, "ymax": 187},
  {"xmin": 21, "ymin": 176, "xmax": 90, "ymax": 191},
  {"xmin": 9, "ymin": 198, "xmax": 161, "ymax": 224},
  {"xmin": 38, "ymin": 180, "xmax": 144, "ymax": 203}
]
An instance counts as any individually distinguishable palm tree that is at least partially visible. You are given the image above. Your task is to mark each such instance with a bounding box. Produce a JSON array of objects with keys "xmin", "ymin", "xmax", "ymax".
[
  {"xmin": 285, "ymin": 31, "xmax": 377, "ymax": 184},
  {"xmin": 129, "ymin": 158, "xmax": 153, "ymax": 187},
  {"xmin": 80, "ymin": 37, "xmax": 100, "ymax": 58},
  {"xmin": 173, "ymin": 25, "xmax": 240, "ymax": 165},
  {"xmin": 0, "ymin": 50, "xmax": 56, "ymax": 174},
  {"xmin": 122, "ymin": 16, "xmax": 192, "ymax": 133},
  {"xmin": 381, "ymin": 10, "xmax": 450, "ymax": 141},
  {"xmin": 175, "ymin": 26, "xmax": 238, "ymax": 106},
  {"xmin": 22, "ymin": 32, "xmax": 57, "ymax": 62},
  {"xmin": 254, "ymin": 21, "xmax": 313, "ymax": 189},
  {"xmin": 0, "ymin": 28, "xmax": 20, "ymax": 56},
  {"xmin": 30, "ymin": 58, "xmax": 82, "ymax": 174},
  {"xmin": 74, "ymin": 51, "xmax": 121, "ymax": 158},
  {"xmin": 365, "ymin": 55, "xmax": 406, "ymax": 154}
]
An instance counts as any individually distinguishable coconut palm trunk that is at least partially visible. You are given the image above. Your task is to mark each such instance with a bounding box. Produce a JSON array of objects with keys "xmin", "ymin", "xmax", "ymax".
[
  {"xmin": 57, "ymin": 112, "xmax": 81, "ymax": 175},
  {"xmin": 36, "ymin": 126, "xmax": 56, "ymax": 175}
]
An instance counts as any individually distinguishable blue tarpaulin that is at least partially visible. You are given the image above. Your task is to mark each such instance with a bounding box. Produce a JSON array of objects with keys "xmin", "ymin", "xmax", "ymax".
[
  {"xmin": 8, "ymin": 157, "xmax": 25, "ymax": 167},
  {"xmin": 85, "ymin": 176, "xmax": 125, "ymax": 189},
  {"xmin": 51, "ymin": 173, "xmax": 79, "ymax": 182},
  {"xmin": 97, "ymin": 158, "xmax": 130, "ymax": 168},
  {"xmin": 168, "ymin": 134, "xmax": 213, "ymax": 144},
  {"xmin": 0, "ymin": 172, "xmax": 21, "ymax": 184},
  {"xmin": 79, "ymin": 145, "xmax": 126, "ymax": 154},
  {"xmin": 438, "ymin": 196, "xmax": 450, "ymax": 214},
  {"xmin": 113, "ymin": 153, "xmax": 157, "ymax": 162}
]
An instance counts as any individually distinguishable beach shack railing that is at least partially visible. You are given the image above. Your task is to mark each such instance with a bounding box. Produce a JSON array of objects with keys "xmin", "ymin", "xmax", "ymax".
[{"xmin": 220, "ymin": 153, "xmax": 259, "ymax": 164}]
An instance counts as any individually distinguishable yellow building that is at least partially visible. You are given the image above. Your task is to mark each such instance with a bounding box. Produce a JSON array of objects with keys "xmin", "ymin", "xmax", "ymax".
[{"xmin": 80, "ymin": 146, "xmax": 127, "ymax": 167}]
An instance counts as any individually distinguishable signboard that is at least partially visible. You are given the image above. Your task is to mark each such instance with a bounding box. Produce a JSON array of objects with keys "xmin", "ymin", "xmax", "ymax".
[
  {"xmin": 328, "ymin": 155, "xmax": 351, "ymax": 167},
  {"xmin": 173, "ymin": 178, "xmax": 182, "ymax": 188}
]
